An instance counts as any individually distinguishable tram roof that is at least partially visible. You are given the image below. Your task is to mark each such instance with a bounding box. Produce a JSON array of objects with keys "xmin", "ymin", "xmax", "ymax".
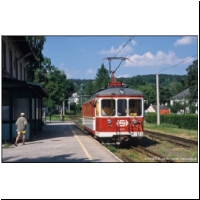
[{"xmin": 83, "ymin": 86, "xmax": 143, "ymax": 104}]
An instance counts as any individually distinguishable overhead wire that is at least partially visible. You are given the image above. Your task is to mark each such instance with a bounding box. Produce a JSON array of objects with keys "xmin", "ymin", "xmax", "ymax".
[
  {"xmin": 104, "ymin": 36, "xmax": 134, "ymax": 70},
  {"xmin": 158, "ymin": 54, "xmax": 198, "ymax": 73},
  {"xmin": 114, "ymin": 36, "xmax": 134, "ymax": 57}
]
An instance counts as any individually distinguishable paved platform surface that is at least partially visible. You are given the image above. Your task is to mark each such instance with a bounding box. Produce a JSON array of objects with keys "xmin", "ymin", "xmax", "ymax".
[{"xmin": 2, "ymin": 121, "xmax": 122, "ymax": 163}]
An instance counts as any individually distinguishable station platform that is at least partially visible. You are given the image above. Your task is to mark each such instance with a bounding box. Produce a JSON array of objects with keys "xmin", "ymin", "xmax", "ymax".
[{"xmin": 2, "ymin": 121, "xmax": 122, "ymax": 163}]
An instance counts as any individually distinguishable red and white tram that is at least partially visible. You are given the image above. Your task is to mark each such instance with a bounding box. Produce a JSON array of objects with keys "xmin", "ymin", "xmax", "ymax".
[{"xmin": 82, "ymin": 57, "xmax": 145, "ymax": 144}]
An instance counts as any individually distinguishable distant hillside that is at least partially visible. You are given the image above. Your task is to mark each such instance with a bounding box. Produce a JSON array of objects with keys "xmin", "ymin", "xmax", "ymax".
[
  {"xmin": 68, "ymin": 74, "xmax": 188, "ymax": 104},
  {"xmin": 69, "ymin": 74, "xmax": 187, "ymax": 89}
]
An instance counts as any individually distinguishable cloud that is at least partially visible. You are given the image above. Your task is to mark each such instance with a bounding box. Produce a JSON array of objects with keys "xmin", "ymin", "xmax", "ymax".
[
  {"xmin": 60, "ymin": 63, "xmax": 65, "ymax": 67},
  {"xmin": 99, "ymin": 43, "xmax": 133, "ymax": 55},
  {"xmin": 117, "ymin": 74, "xmax": 130, "ymax": 78},
  {"xmin": 125, "ymin": 51, "xmax": 194, "ymax": 68},
  {"xmin": 131, "ymin": 40, "xmax": 137, "ymax": 46},
  {"xmin": 174, "ymin": 36, "xmax": 196, "ymax": 46},
  {"xmin": 86, "ymin": 68, "xmax": 96, "ymax": 74}
]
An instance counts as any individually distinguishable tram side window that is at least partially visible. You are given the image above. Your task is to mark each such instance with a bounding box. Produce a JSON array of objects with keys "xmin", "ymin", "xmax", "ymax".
[
  {"xmin": 129, "ymin": 99, "xmax": 142, "ymax": 116},
  {"xmin": 117, "ymin": 99, "xmax": 127, "ymax": 116},
  {"xmin": 101, "ymin": 99, "xmax": 115, "ymax": 116}
]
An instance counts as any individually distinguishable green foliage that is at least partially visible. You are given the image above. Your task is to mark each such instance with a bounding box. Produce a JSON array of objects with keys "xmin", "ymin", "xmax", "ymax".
[
  {"xmin": 95, "ymin": 63, "xmax": 110, "ymax": 90},
  {"xmin": 75, "ymin": 103, "xmax": 82, "ymax": 114},
  {"xmin": 69, "ymin": 74, "xmax": 188, "ymax": 106},
  {"xmin": 159, "ymin": 87, "xmax": 172, "ymax": 105},
  {"xmin": 26, "ymin": 36, "xmax": 46, "ymax": 82},
  {"xmin": 46, "ymin": 114, "xmax": 61, "ymax": 121},
  {"xmin": 84, "ymin": 80, "xmax": 95, "ymax": 95},
  {"xmin": 145, "ymin": 113, "xmax": 157, "ymax": 123},
  {"xmin": 66, "ymin": 110, "xmax": 76, "ymax": 115},
  {"xmin": 145, "ymin": 113, "xmax": 198, "ymax": 130},
  {"xmin": 189, "ymin": 104, "xmax": 196, "ymax": 114},
  {"xmin": 138, "ymin": 85, "xmax": 156, "ymax": 104},
  {"xmin": 159, "ymin": 123, "xmax": 178, "ymax": 128},
  {"xmin": 104, "ymin": 145, "xmax": 118, "ymax": 153},
  {"xmin": 168, "ymin": 81, "xmax": 184, "ymax": 96},
  {"xmin": 169, "ymin": 101, "xmax": 185, "ymax": 113},
  {"xmin": 123, "ymin": 75, "xmax": 146, "ymax": 89},
  {"xmin": 42, "ymin": 66, "xmax": 74, "ymax": 112},
  {"xmin": 186, "ymin": 59, "xmax": 198, "ymax": 103}
]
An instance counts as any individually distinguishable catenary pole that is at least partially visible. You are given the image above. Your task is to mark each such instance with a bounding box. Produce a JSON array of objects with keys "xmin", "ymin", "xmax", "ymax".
[{"xmin": 156, "ymin": 72, "xmax": 160, "ymax": 125}]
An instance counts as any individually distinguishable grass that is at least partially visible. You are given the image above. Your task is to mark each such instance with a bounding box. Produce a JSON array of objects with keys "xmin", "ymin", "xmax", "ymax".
[
  {"xmin": 46, "ymin": 114, "xmax": 198, "ymax": 140},
  {"xmin": 2, "ymin": 142, "xmax": 13, "ymax": 148},
  {"xmin": 45, "ymin": 114, "xmax": 71, "ymax": 121},
  {"xmin": 144, "ymin": 121, "xmax": 198, "ymax": 140},
  {"xmin": 103, "ymin": 144, "xmax": 118, "ymax": 153}
]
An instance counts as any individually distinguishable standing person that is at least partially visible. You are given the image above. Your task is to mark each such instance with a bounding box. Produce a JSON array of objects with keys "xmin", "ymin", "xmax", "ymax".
[{"xmin": 15, "ymin": 113, "xmax": 27, "ymax": 146}]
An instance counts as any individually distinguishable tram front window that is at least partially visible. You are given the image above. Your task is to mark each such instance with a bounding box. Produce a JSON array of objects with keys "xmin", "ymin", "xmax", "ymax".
[
  {"xmin": 117, "ymin": 99, "xmax": 127, "ymax": 116},
  {"xmin": 129, "ymin": 99, "xmax": 142, "ymax": 116},
  {"xmin": 101, "ymin": 99, "xmax": 115, "ymax": 116}
]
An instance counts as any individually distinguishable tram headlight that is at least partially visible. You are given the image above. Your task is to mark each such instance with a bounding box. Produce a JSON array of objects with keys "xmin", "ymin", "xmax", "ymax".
[
  {"xmin": 107, "ymin": 118, "xmax": 112, "ymax": 125},
  {"xmin": 132, "ymin": 119, "xmax": 137, "ymax": 125}
]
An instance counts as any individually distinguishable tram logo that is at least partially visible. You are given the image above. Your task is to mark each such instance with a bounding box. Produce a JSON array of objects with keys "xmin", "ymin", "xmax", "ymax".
[{"xmin": 117, "ymin": 120, "xmax": 128, "ymax": 126}]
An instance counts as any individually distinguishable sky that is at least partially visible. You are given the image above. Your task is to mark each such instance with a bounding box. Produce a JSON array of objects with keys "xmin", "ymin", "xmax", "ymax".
[{"xmin": 42, "ymin": 35, "xmax": 198, "ymax": 79}]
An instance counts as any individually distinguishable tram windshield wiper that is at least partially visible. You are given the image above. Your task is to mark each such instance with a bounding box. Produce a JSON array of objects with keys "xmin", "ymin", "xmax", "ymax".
[{"xmin": 109, "ymin": 109, "xmax": 115, "ymax": 116}]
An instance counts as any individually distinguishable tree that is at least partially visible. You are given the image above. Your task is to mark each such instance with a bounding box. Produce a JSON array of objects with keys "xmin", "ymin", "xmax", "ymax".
[
  {"xmin": 159, "ymin": 87, "xmax": 172, "ymax": 105},
  {"xmin": 43, "ymin": 67, "xmax": 74, "ymax": 112},
  {"xmin": 138, "ymin": 85, "xmax": 156, "ymax": 105},
  {"xmin": 34, "ymin": 58, "xmax": 53, "ymax": 86},
  {"xmin": 168, "ymin": 82, "xmax": 184, "ymax": 96},
  {"xmin": 84, "ymin": 80, "xmax": 95, "ymax": 95},
  {"xmin": 186, "ymin": 59, "xmax": 198, "ymax": 103},
  {"xmin": 95, "ymin": 63, "xmax": 110, "ymax": 90},
  {"xmin": 25, "ymin": 36, "xmax": 46, "ymax": 82},
  {"xmin": 169, "ymin": 101, "xmax": 185, "ymax": 113},
  {"xmin": 124, "ymin": 75, "xmax": 146, "ymax": 89}
]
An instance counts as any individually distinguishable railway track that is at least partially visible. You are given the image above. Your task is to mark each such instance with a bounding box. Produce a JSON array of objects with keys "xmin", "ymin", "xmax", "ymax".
[
  {"xmin": 131, "ymin": 145, "xmax": 175, "ymax": 163},
  {"xmin": 72, "ymin": 116, "xmax": 196, "ymax": 162},
  {"xmin": 121, "ymin": 153, "xmax": 135, "ymax": 162},
  {"xmin": 144, "ymin": 130, "xmax": 198, "ymax": 148}
]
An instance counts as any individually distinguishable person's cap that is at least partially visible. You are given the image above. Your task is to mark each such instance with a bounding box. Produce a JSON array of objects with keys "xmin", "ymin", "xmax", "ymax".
[{"xmin": 21, "ymin": 113, "xmax": 25, "ymax": 116}]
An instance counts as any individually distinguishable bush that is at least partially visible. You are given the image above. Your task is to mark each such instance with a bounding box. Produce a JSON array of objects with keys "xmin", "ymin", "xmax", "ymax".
[{"xmin": 145, "ymin": 113, "xmax": 198, "ymax": 130}]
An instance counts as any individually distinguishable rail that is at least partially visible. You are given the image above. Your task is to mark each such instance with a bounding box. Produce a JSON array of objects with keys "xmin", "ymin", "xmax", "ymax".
[
  {"xmin": 144, "ymin": 130, "xmax": 198, "ymax": 148},
  {"xmin": 131, "ymin": 145, "xmax": 174, "ymax": 163}
]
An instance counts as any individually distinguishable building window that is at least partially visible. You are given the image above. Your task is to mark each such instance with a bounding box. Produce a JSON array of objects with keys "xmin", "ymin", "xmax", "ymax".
[
  {"xmin": 13, "ymin": 98, "xmax": 29, "ymax": 120},
  {"xmin": 2, "ymin": 89, "xmax": 10, "ymax": 121},
  {"xmin": 20, "ymin": 62, "xmax": 22, "ymax": 80},
  {"xmin": 15, "ymin": 56, "xmax": 18, "ymax": 79},
  {"xmin": 24, "ymin": 67, "xmax": 26, "ymax": 81},
  {"xmin": 2, "ymin": 41, "xmax": 6, "ymax": 70},
  {"xmin": 9, "ymin": 49, "xmax": 13, "ymax": 76}
]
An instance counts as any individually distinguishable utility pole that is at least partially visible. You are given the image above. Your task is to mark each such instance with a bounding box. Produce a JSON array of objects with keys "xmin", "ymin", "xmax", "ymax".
[
  {"xmin": 65, "ymin": 99, "xmax": 70, "ymax": 112},
  {"xmin": 156, "ymin": 72, "xmax": 160, "ymax": 125},
  {"xmin": 63, "ymin": 100, "xmax": 65, "ymax": 116},
  {"xmin": 68, "ymin": 99, "xmax": 70, "ymax": 111}
]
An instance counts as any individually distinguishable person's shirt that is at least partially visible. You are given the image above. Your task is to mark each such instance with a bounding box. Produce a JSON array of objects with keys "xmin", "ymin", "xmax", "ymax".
[{"xmin": 16, "ymin": 117, "xmax": 27, "ymax": 131}]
